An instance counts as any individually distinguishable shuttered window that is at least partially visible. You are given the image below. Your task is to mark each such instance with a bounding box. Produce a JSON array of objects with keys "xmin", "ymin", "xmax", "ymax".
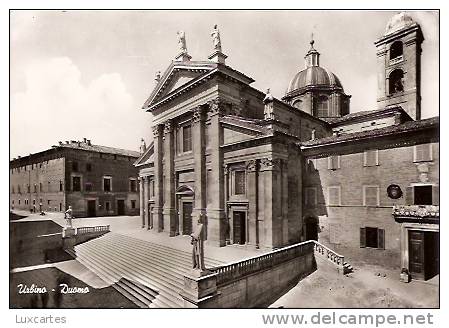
[
  {"xmin": 234, "ymin": 171, "xmax": 246, "ymax": 195},
  {"xmin": 414, "ymin": 144, "xmax": 432, "ymax": 162},
  {"xmin": 363, "ymin": 186, "xmax": 379, "ymax": 206},
  {"xmin": 328, "ymin": 155, "xmax": 340, "ymax": 170},
  {"xmin": 360, "ymin": 227, "xmax": 385, "ymax": 249},
  {"xmin": 363, "ymin": 149, "xmax": 379, "ymax": 167}
]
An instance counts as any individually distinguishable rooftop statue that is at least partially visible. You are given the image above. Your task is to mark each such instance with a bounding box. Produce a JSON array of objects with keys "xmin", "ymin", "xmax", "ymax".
[
  {"xmin": 177, "ymin": 30, "xmax": 187, "ymax": 53},
  {"xmin": 211, "ymin": 24, "xmax": 222, "ymax": 52}
]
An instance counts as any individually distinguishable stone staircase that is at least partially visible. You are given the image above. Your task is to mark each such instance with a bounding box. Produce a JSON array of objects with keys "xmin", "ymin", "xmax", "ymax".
[{"xmin": 74, "ymin": 232, "xmax": 224, "ymax": 308}]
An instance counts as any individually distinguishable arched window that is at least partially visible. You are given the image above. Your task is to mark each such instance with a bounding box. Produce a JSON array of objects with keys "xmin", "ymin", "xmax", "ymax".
[
  {"xmin": 316, "ymin": 96, "xmax": 329, "ymax": 117},
  {"xmin": 389, "ymin": 69, "xmax": 404, "ymax": 94},
  {"xmin": 293, "ymin": 99, "xmax": 303, "ymax": 110},
  {"xmin": 390, "ymin": 41, "xmax": 403, "ymax": 60}
]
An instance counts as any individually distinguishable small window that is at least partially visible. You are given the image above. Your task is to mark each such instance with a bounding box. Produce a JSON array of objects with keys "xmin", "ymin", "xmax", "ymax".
[
  {"xmin": 413, "ymin": 144, "xmax": 432, "ymax": 162},
  {"xmin": 129, "ymin": 179, "xmax": 137, "ymax": 192},
  {"xmin": 85, "ymin": 182, "xmax": 93, "ymax": 192},
  {"xmin": 19, "ymin": 199, "xmax": 21, "ymax": 205},
  {"xmin": 316, "ymin": 96, "xmax": 329, "ymax": 117},
  {"xmin": 363, "ymin": 186, "xmax": 379, "ymax": 206},
  {"xmin": 86, "ymin": 163, "xmax": 92, "ymax": 172},
  {"xmin": 183, "ymin": 125, "xmax": 192, "ymax": 152},
  {"xmin": 48, "ymin": 200, "xmax": 51, "ymax": 205},
  {"xmin": 27, "ymin": 184, "xmax": 30, "ymax": 193},
  {"xmin": 59, "ymin": 180, "xmax": 63, "ymax": 192},
  {"xmin": 105, "ymin": 201, "xmax": 111, "ymax": 212},
  {"xmin": 59, "ymin": 203, "xmax": 62, "ymax": 211},
  {"xmin": 234, "ymin": 171, "xmax": 246, "ymax": 195},
  {"xmin": 363, "ymin": 150, "xmax": 379, "ymax": 167},
  {"xmin": 18, "ymin": 185, "xmax": 21, "ymax": 193},
  {"xmin": 328, "ymin": 155, "xmax": 340, "ymax": 170},
  {"xmin": 131, "ymin": 200, "xmax": 136, "ymax": 209},
  {"xmin": 72, "ymin": 161, "xmax": 79, "ymax": 172},
  {"xmin": 360, "ymin": 227, "xmax": 385, "ymax": 249},
  {"xmin": 305, "ymin": 187, "xmax": 317, "ymax": 207},
  {"xmin": 328, "ymin": 186, "xmax": 341, "ymax": 206},
  {"xmin": 34, "ymin": 184, "xmax": 37, "ymax": 193},
  {"xmin": 104, "ymin": 177, "xmax": 112, "ymax": 192},
  {"xmin": 72, "ymin": 177, "xmax": 81, "ymax": 192},
  {"xmin": 39, "ymin": 183, "xmax": 43, "ymax": 192}
]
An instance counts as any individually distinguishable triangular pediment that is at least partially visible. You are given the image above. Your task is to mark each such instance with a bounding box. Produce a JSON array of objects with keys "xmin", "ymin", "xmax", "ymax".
[
  {"xmin": 143, "ymin": 61, "xmax": 216, "ymax": 109},
  {"xmin": 134, "ymin": 142, "xmax": 154, "ymax": 167}
]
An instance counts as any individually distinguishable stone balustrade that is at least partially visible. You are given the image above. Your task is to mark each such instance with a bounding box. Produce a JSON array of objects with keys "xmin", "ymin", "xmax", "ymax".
[
  {"xmin": 76, "ymin": 225, "xmax": 110, "ymax": 235},
  {"xmin": 313, "ymin": 240, "xmax": 345, "ymax": 267}
]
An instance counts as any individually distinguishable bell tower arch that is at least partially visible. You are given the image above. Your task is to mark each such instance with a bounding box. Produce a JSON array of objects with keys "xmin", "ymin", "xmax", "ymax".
[{"xmin": 375, "ymin": 12, "xmax": 424, "ymax": 120}]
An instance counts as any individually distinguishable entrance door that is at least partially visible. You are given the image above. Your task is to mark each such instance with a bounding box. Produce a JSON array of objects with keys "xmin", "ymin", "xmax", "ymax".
[
  {"xmin": 87, "ymin": 200, "xmax": 96, "ymax": 217},
  {"xmin": 182, "ymin": 202, "xmax": 193, "ymax": 235},
  {"xmin": 233, "ymin": 211, "xmax": 246, "ymax": 245},
  {"xmin": 409, "ymin": 231, "xmax": 425, "ymax": 280},
  {"xmin": 305, "ymin": 218, "xmax": 318, "ymax": 241},
  {"xmin": 117, "ymin": 200, "xmax": 125, "ymax": 216}
]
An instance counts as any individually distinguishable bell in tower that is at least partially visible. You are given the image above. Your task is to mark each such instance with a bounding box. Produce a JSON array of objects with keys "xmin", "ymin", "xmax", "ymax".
[{"xmin": 375, "ymin": 12, "xmax": 424, "ymax": 120}]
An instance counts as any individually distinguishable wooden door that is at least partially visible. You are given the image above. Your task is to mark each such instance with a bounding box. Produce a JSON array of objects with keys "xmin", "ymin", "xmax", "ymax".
[
  {"xmin": 409, "ymin": 231, "xmax": 425, "ymax": 280},
  {"xmin": 87, "ymin": 200, "xmax": 96, "ymax": 217},
  {"xmin": 182, "ymin": 202, "xmax": 193, "ymax": 235},
  {"xmin": 117, "ymin": 200, "xmax": 125, "ymax": 215},
  {"xmin": 233, "ymin": 211, "xmax": 246, "ymax": 245}
]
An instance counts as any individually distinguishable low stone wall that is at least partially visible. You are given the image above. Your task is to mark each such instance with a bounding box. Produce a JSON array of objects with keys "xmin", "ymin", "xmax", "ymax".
[
  {"xmin": 62, "ymin": 226, "xmax": 110, "ymax": 251},
  {"xmin": 181, "ymin": 241, "xmax": 317, "ymax": 308}
]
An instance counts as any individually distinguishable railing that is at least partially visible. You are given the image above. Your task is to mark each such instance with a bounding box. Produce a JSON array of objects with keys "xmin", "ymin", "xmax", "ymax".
[
  {"xmin": 313, "ymin": 241, "xmax": 345, "ymax": 266},
  {"xmin": 76, "ymin": 225, "xmax": 110, "ymax": 235},
  {"xmin": 392, "ymin": 205, "xmax": 439, "ymax": 218},
  {"xmin": 210, "ymin": 241, "xmax": 315, "ymax": 286}
]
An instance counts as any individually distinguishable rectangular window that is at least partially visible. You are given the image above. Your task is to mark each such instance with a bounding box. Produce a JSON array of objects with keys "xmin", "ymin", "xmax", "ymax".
[
  {"xmin": 39, "ymin": 183, "xmax": 43, "ymax": 192},
  {"xmin": 182, "ymin": 125, "xmax": 192, "ymax": 152},
  {"xmin": 59, "ymin": 180, "xmax": 63, "ymax": 192},
  {"xmin": 129, "ymin": 179, "xmax": 137, "ymax": 192},
  {"xmin": 414, "ymin": 144, "xmax": 432, "ymax": 162},
  {"xmin": 18, "ymin": 185, "xmax": 21, "ymax": 194},
  {"xmin": 363, "ymin": 185, "xmax": 379, "ymax": 206},
  {"xmin": 360, "ymin": 227, "xmax": 385, "ymax": 249},
  {"xmin": 234, "ymin": 170, "xmax": 246, "ymax": 195},
  {"xmin": 408, "ymin": 185, "xmax": 433, "ymax": 205},
  {"xmin": 104, "ymin": 177, "xmax": 112, "ymax": 192},
  {"xmin": 27, "ymin": 184, "xmax": 30, "ymax": 193},
  {"xmin": 328, "ymin": 186, "xmax": 341, "ymax": 206},
  {"xmin": 363, "ymin": 149, "xmax": 379, "ymax": 167},
  {"xmin": 85, "ymin": 182, "xmax": 93, "ymax": 192},
  {"xmin": 86, "ymin": 163, "xmax": 92, "ymax": 172},
  {"xmin": 305, "ymin": 187, "xmax": 317, "ymax": 207},
  {"xmin": 34, "ymin": 184, "xmax": 37, "ymax": 193},
  {"xmin": 131, "ymin": 200, "xmax": 136, "ymax": 209},
  {"xmin": 47, "ymin": 200, "xmax": 51, "ymax": 205},
  {"xmin": 72, "ymin": 161, "xmax": 79, "ymax": 172},
  {"xmin": 105, "ymin": 201, "xmax": 111, "ymax": 212},
  {"xmin": 72, "ymin": 177, "xmax": 81, "ymax": 192},
  {"xmin": 328, "ymin": 155, "xmax": 340, "ymax": 170}
]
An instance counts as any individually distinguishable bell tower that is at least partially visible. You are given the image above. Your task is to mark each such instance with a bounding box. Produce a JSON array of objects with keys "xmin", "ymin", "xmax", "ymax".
[{"xmin": 375, "ymin": 12, "xmax": 424, "ymax": 120}]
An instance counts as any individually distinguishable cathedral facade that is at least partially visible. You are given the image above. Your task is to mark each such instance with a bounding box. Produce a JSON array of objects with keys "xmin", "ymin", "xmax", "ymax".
[{"xmin": 135, "ymin": 12, "xmax": 439, "ymax": 280}]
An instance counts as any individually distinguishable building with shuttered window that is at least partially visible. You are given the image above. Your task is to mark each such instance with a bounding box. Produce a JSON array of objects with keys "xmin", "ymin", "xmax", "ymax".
[{"xmin": 135, "ymin": 12, "xmax": 438, "ymax": 281}]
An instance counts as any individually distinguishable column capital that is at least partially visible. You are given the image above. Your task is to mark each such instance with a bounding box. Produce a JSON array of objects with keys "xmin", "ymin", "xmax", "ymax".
[
  {"xmin": 223, "ymin": 163, "xmax": 230, "ymax": 175},
  {"xmin": 245, "ymin": 159, "xmax": 258, "ymax": 172},
  {"xmin": 192, "ymin": 106, "xmax": 205, "ymax": 123},
  {"xmin": 260, "ymin": 158, "xmax": 281, "ymax": 171},
  {"xmin": 207, "ymin": 98, "xmax": 227, "ymax": 117},
  {"xmin": 152, "ymin": 125, "xmax": 161, "ymax": 138},
  {"xmin": 163, "ymin": 120, "xmax": 173, "ymax": 135}
]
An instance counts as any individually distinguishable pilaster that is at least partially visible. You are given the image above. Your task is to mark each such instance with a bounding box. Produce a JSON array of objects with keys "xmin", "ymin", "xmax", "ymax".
[
  {"xmin": 143, "ymin": 176, "xmax": 150, "ymax": 229},
  {"xmin": 163, "ymin": 120, "xmax": 177, "ymax": 236},
  {"xmin": 246, "ymin": 159, "xmax": 259, "ymax": 248},
  {"xmin": 139, "ymin": 177, "xmax": 144, "ymax": 228},
  {"xmin": 152, "ymin": 124, "xmax": 164, "ymax": 232}
]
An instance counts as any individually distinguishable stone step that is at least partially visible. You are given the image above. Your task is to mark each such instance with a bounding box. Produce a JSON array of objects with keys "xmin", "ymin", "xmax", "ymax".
[
  {"xmin": 79, "ymin": 237, "xmax": 186, "ymax": 286},
  {"xmin": 112, "ymin": 281, "xmax": 148, "ymax": 308},
  {"xmin": 105, "ymin": 233, "xmax": 224, "ymax": 267},
  {"xmin": 115, "ymin": 279, "xmax": 152, "ymax": 308},
  {"xmin": 75, "ymin": 245, "xmax": 183, "ymax": 307},
  {"xmin": 76, "ymin": 248, "xmax": 180, "ymax": 308}
]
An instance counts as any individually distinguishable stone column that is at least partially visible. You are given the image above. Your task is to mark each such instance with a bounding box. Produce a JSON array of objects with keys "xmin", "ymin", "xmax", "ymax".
[
  {"xmin": 143, "ymin": 176, "xmax": 149, "ymax": 229},
  {"xmin": 192, "ymin": 106, "xmax": 207, "ymax": 232},
  {"xmin": 163, "ymin": 120, "xmax": 177, "ymax": 236},
  {"xmin": 246, "ymin": 159, "xmax": 259, "ymax": 248},
  {"xmin": 260, "ymin": 158, "xmax": 282, "ymax": 249},
  {"xmin": 139, "ymin": 177, "xmax": 144, "ymax": 228},
  {"xmin": 206, "ymin": 98, "xmax": 226, "ymax": 246},
  {"xmin": 152, "ymin": 125, "xmax": 164, "ymax": 232},
  {"xmin": 223, "ymin": 164, "xmax": 230, "ymax": 244}
]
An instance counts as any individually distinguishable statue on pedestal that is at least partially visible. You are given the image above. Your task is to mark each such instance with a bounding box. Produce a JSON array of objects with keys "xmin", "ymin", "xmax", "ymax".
[
  {"xmin": 211, "ymin": 24, "xmax": 222, "ymax": 52},
  {"xmin": 191, "ymin": 223, "xmax": 205, "ymax": 271},
  {"xmin": 177, "ymin": 30, "xmax": 187, "ymax": 53},
  {"xmin": 139, "ymin": 138, "xmax": 147, "ymax": 154}
]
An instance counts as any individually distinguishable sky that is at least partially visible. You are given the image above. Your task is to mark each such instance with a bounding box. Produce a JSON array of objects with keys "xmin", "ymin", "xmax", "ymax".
[{"xmin": 10, "ymin": 10, "xmax": 439, "ymax": 159}]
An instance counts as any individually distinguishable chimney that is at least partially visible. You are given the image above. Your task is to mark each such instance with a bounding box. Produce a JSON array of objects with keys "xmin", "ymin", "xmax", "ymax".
[{"xmin": 87, "ymin": 139, "xmax": 92, "ymax": 146}]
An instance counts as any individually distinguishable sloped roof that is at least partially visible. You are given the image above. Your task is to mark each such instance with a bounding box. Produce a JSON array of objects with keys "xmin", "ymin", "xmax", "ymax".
[
  {"xmin": 134, "ymin": 142, "xmax": 154, "ymax": 166},
  {"xmin": 56, "ymin": 141, "xmax": 141, "ymax": 157},
  {"xmin": 301, "ymin": 116, "xmax": 439, "ymax": 148},
  {"xmin": 324, "ymin": 106, "xmax": 411, "ymax": 126},
  {"xmin": 220, "ymin": 115, "xmax": 270, "ymax": 135}
]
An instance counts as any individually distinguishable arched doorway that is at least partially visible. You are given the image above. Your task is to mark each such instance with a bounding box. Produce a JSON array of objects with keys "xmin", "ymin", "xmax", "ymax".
[
  {"xmin": 304, "ymin": 216, "xmax": 319, "ymax": 241},
  {"xmin": 176, "ymin": 185, "xmax": 194, "ymax": 235}
]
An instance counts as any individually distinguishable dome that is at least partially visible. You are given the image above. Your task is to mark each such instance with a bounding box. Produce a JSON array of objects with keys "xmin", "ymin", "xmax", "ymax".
[
  {"xmin": 286, "ymin": 66, "xmax": 343, "ymax": 94},
  {"xmin": 385, "ymin": 12, "xmax": 415, "ymax": 35}
]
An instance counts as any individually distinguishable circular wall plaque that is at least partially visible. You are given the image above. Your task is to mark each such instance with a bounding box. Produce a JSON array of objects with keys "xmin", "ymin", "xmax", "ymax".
[{"xmin": 387, "ymin": 184, "xmax": 402, "ymax": 199}]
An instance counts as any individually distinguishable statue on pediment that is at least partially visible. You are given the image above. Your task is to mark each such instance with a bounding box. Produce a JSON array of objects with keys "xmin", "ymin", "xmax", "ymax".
[
  {"xmin": 177, "ymin": 30, "xmax": 187, "ymax": 53},
  {"xmin": 211, "ymin": 24, "xmax": 222, "ymax": 52}
]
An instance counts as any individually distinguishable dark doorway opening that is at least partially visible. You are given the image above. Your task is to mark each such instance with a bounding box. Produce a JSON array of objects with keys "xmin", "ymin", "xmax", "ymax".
[
  {"xmin": 305, "ymin": 217, "xmax": 318, "ymax": 241},
  {"xmin": 414, "ymin": 185, "xmax": 433, "ymax": 205},
  {"xmin": 409, "ymin": 230, "xmax": 439, "ymax": 280},
  {"xmin": 117, "ymin": 200, "xmax": 125, "ymax": 216},
  {"xmin": 182, "ymin": 202, "xmax": 193, "ymax": 235},
  {"xmin": 87, "ymin": 200, "xmax": 96, "ymax": 217},
  {"xmin": 233, "ymin": 211, "xmax": 246, "ymax": 245}
]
